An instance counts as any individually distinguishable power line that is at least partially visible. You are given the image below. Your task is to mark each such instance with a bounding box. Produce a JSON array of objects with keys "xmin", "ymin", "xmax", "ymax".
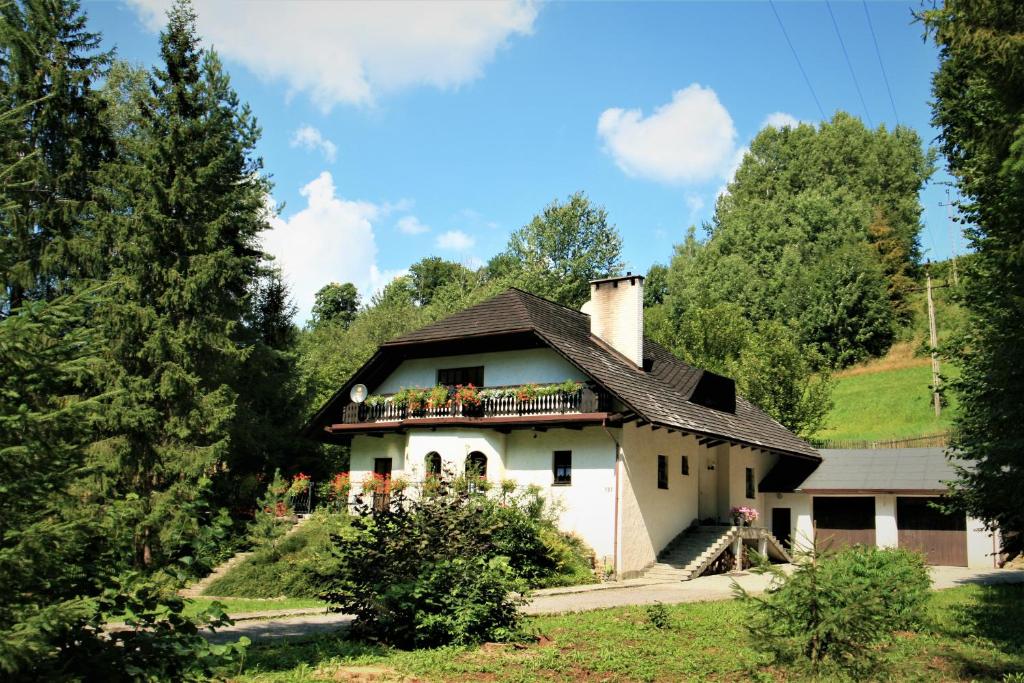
[
  {"xmin": 769, "ymin": 0, "xmax": 826, "ymax": 120},
  {"xmin": 862, "ymin": 0, "xmax": 900, "ymax": 124},
  {"xmin": 826, "ymin": 0, "xmax": 873, "ymax": 128}
]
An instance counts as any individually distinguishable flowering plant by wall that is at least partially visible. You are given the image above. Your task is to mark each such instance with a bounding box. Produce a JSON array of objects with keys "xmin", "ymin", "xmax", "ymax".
[
  {"xmin": 361, "ymin": 473, "xmax": 383, "ymax": 494},
  {"xmin": 288, "ymin": 472, "xmax": 311, "ymax": 498},
  {"xmin": 730, "ymin": 505, "xmax": 759, "ymax": 526},
  {"xmin": 453, "ymin": 383, "xmax": 481, "ymax": 407},
  {"xmin": 427, "ymin": 385, "xmax": 451, "ymax": 409}
]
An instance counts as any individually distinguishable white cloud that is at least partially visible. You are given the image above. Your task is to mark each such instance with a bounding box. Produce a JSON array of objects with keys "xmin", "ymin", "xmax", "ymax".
[
  {"xmin": 290, "ymin": 125, "xmax": 337, "ymax": 162},
  {"xmin": 762, "ymin": 112, "xmax": 802, "ymax": 130},
  {"xmin": 597, "ymin": 84, "xmax": 738, "ymax": 184},
  {"xmin": 436, "ymin": 230, "xmax": 475, "ymax": 251},
  {"xmin": 685, "ymin": 193, "xmax": 705, "ymax": 216},
  {"xmin": 396, "ymin": 215, "xmax": 430, "ymax": 235},
  {"xmin": 126, "ymin": 0, "xmax": 538, "ymax": 109},
  {"xmin": 262, "ymin": 171, "xmax": 384, "ymax": 322}
]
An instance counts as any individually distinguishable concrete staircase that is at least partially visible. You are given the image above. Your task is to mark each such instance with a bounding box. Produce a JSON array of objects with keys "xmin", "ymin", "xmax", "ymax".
[
  {"xmin": 641, "ymin": 524, "xmax": 793, "ymax": 583},
  {"xmin": 179, "ymin": 514, "xmax": 313, "ymax": 598},
  {"xmin": 642, "ymin": 525, "xmax": 738, "ymax": 582}
]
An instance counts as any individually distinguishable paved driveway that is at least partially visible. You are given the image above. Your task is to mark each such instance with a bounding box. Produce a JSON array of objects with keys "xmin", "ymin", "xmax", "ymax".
[{"xmin": 204, "ymin": 565, "xmax": 1024, "ymax": 644}]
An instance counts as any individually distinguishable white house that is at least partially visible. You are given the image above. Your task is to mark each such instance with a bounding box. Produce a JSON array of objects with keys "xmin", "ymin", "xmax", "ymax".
[{"xmin": 306, "ymin": 275, "xmax": 1000, "ymax": 578}]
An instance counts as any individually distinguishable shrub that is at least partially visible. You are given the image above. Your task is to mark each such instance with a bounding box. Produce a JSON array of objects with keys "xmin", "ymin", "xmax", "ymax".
[
  {"xmin": 536, "ymin": 528, "xmax": 597, "ymax": 588},
  {"xmin": 734, "ymin": 538, "xmax": 931, "ymax": 675},
  {"xmin": 646, "ymin": 602, "xmax": 672, "ymax": 630},
  {"xmin": 319, "ymin": 475, "xmax": 598, "ymax": 647}
]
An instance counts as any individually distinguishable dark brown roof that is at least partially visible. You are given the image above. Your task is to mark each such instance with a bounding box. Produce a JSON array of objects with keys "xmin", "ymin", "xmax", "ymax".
[{"xmin": 310, "ymin": 288, "xmax": 820, "ymax": 460}]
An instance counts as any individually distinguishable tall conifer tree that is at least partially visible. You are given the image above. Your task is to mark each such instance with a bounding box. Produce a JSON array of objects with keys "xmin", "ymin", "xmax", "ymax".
[
  {"xmin": 91, "ymin": 0, "xmax": 270, "ymax": 568},
  {"xmin": 0, "ymin": 0, "xmax": 111, "ymax": 315}
]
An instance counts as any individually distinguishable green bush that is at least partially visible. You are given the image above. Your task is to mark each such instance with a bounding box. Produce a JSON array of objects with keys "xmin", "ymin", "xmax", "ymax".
[
  {"xmin": 536, "ymin": 527, "xmax": 597, "ymax": 588},
  {"xmin": 735, "ymin": 540, "xmax": 931, "ymax": 675},
  {"xmin": 821, "ymin": 545, "xmax": 931, "ymax": 631},
  {"xmin": 317, "ymin": 477, "xmax": 593, "ymax": 648}
]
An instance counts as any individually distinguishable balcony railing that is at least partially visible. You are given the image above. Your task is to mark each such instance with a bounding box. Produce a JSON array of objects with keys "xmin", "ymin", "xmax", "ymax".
[{"xmin": 341, "ymin": 386, "xmax": 611, "ymax": 424}]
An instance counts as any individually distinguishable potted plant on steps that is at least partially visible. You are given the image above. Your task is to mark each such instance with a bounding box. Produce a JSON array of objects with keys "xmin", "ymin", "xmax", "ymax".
[{"xmin": 730, "ymin": 506, "xmax": 759, "ymax": 527}]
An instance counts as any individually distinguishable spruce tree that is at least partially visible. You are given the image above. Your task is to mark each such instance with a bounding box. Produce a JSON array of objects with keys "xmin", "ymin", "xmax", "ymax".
[
  {"xmin": 91, "ymin": 0, "xmax": 270, "ymax": 569},
  {"xmin": 0, "ymin": 0, "xmax": 111, "ymax": 315},
  {"xmin": 228, "ymin": 266, "xmax": 319, "ymax": 500}
]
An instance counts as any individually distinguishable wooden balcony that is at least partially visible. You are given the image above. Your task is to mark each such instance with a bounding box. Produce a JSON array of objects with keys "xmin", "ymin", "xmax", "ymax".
[{"xmin": 339, "ymin": 386, "xmax": 612, "ymax": 425}]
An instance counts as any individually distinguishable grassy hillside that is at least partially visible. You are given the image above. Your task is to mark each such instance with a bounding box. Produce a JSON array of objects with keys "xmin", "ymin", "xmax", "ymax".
[
  {"xmin": 815, "ymin": 355, "xmax": 959, "ymax": 443},
  {"xmin": 814, "ymin": 270, "xmax": 964, "ymax": 443}
]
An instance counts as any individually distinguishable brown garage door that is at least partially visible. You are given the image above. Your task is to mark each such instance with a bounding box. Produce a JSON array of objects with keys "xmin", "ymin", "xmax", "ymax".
[
  {"xmin": 813, "ymin": 497, "xmax": 876, "ymax": 551},
  {"xmin": 896, "ymin": 497, "xmax": 967, "ymax": 566}
]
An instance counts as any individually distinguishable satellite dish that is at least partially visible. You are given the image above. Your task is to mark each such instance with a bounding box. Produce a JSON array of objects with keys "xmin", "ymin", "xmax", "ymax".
[{"xmin": 350, "ymin": 384, "xmax": 368, "ymax": 403}]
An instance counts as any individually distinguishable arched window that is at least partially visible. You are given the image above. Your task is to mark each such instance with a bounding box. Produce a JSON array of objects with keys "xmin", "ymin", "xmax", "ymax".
[
  {"xmin": 466, "ymin": 451, "xmax": 488, "ymax": 493},
  {"xmin": 425, "ymin": 451, "xmax": 442, "ymax": 477}
]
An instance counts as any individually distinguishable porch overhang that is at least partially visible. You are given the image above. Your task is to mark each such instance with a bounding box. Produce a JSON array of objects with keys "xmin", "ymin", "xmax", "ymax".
[{"xmin": 324, "ymin": 411, "xmax": 613, "ymax": 436}]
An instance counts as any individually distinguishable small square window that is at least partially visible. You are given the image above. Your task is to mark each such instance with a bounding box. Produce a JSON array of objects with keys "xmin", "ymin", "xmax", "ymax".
[
  {"xmin": 681, "ymin": 455, "xmax": 690, "ymax": 476},
  {"xmin": 657, "ymin": 455, "xmax": 668, "ymax": 489},
  {"xmin": 553, "ymin": 451, "xmax": 572, "ymax": 486},
  {"xmin": 745, "ymin": 467, "xmax": 756, "ymax": 499}
]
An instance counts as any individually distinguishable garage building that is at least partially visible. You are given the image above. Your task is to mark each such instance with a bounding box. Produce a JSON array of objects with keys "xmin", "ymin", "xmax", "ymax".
[{"xmin": 763, "ymin": 448, "xmax": 1000, "ymax": 568}]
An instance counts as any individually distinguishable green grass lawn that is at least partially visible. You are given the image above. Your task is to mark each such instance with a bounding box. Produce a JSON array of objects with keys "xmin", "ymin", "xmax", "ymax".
[
  {"xmin": 816, "ymin": 363, "xmax": 960, "ymax": 443},
  {"xmin": 227, "ymin": 584, "xmax": 1024, "ymax": 682},
  {"xmin": 183, "ymin": 597, "xmax": 325, "ymax": 619}
]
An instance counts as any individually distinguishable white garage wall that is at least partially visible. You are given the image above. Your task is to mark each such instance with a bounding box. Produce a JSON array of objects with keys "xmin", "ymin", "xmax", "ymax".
[
  {"xmin": 771, "ymin": 492, "xmax": 813, "ymax": 550},
  {"xmin": 967, "ymin": 516, "xmax": 999, "ymax": 568},
  {"xmin": 374, "ymin": 348, "xmax": 586, "ymax": 393},
  {"xmin": 776, "ymin": 492, "xmax": 998, "ymax": 568},
  {"xmin": 618, "ymin": 425, "xmax": 701, "ymax": 577}
]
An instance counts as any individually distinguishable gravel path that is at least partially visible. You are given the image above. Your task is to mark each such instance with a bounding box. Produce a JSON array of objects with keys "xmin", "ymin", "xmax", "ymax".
[{"xmin": 203, "ymin": 565, "xmax": 1024, "ymax": 644}]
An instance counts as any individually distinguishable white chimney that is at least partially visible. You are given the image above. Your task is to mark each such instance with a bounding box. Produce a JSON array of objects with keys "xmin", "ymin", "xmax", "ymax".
[{"xmin": 581, "ymin": 273, "xmax": 644, "ymax": 368}]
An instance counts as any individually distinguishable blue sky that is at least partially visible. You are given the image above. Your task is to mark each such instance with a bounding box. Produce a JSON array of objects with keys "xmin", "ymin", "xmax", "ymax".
[{"xmin": 85, "ymin": 1, "xmax": 960, "ymax": 322}]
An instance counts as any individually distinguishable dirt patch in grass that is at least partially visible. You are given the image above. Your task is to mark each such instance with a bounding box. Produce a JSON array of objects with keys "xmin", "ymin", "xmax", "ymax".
[
  {"xmin": 319, "ymin": 665, "xmax": 409, "ymax": 682},
  {"xmin": 836, "ymin": 341, "xmax": 928, "ymax": 378}
]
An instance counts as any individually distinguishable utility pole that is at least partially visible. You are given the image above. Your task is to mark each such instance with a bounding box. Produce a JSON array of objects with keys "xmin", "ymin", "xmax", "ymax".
[
  {"xmin": 940, "ymin": 186, "xmax": 960, "ymax": 286},
  {"xmin": 926, "ymin": 267, "xmax": 942, "ymax": 417}
]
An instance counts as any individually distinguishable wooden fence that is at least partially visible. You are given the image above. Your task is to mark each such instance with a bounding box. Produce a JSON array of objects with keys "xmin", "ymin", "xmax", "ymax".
[{"xmin": 809, "ymin": 432, "xmax": 952, "ymax": 450}]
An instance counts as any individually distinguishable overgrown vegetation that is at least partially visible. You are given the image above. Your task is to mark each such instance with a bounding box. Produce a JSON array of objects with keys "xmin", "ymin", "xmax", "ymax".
[
  {"xmin": 317, "ymin": 474, "xmax": 596, "ymax": 648},
  {"xmin": 735, "ymin": 542, "xmax": 932, "ymax": 676},
  {"xmin": 204, "ymin": 511, "xmax": 351, "ymax": 599},
  {"xmin": 232, "ymin": 583, "xmax": 1024, "ymax": 682}
]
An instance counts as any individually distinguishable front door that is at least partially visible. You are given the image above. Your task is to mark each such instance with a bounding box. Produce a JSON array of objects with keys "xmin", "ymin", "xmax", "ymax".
[
  {"xmin": 698, "ymin": 449, "xmax": 718, "ymax": 521},
  {"xmin": 373, "ymin": 457, "xmax": 392, "ymax": 511},
  {"xmin": 772, "ymin": 507, "xmax": 792, "ymax": 549}
]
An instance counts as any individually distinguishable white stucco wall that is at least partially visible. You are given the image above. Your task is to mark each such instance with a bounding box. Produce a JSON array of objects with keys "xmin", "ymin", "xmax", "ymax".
[
  {"xmin": 770, "ymin": 492, "xmax": 813, "ymax": 550},
  {"xmin": 349, "ymin": 433, "xmax": 407, "ymax": 496},
  {"xmin": 967, "ymin": 516, "xmax": 999, "ymax": 568},
  {"xmin": 775, "ymin": 492, "xmax": 998, "ymax": 568},
  {"xmin": 875, "ymin": 494, "xmax": 899, "ymax": 548},
  {"xmin": 373, "ymin": 348, "xmax": 586, "ymax": 393},
  {"xmin": 719, "ymin": 446, "xmax": 779, "ymax": 524},
  {"xmin": 348, "ymin": 426, "xmax": 617, "ymax": 566},
  {"xmin": 618, "ymin": 425, "xmax": 701, "ymax": 576},
  {"xmin": 504, "ymin": 427, "xmax": 617, "ymax": 564}
]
